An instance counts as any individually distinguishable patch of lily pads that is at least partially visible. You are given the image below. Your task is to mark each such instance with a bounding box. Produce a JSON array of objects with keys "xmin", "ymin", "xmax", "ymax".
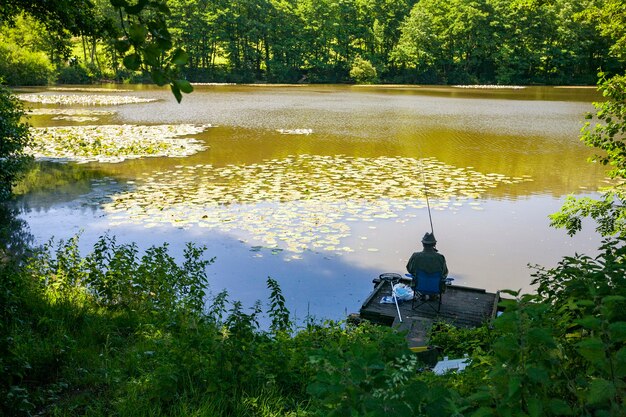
[
  {"xmin": 101, "ymin": 155, "xmax": 532, "ymax": 255},
  {"xmin": 277, "ymin": 128, "xmax": 313, "ymax": 135},
  {"xmin": 453, "ymin": 85, "xmax": 526, "ymax": 89},
  {"xmin": 52, "ymin": 116, "xmax": 100, "ymax": 122},
  {"xmin": 49, "ymin": 87, "xmax": 132, "ymax": 92},
  {"xmin": 27, "ymin": 108, "xmax": 116, "ymax": 123},
  {"xmin": 27, "ymin": 124, "xmax": 209, "ymax": 163},
  {"xmin": 28, "ymin": 109, "xmax": 116, "ymax": 116},
  {"xmin": 18, "ymin": 93, "xmax": 157, "ymax": 106}
]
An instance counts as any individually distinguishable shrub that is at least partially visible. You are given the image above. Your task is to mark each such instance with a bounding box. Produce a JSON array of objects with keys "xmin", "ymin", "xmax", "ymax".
[
  {"xmin": 56, "ymin": 64, "xmax": 93, "ymax": 84},
  {"xmin": 349, "ymin": 56, "xmax": 378, "ymax": 84},
  {"xmin": 0, "ymin": 43, "xmax": 53, "ymax": 86}
]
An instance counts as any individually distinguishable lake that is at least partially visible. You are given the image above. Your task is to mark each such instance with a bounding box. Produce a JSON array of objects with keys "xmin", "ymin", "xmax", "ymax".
[{"xmin": 16, "ymin": 84, "xmax": 606, "ymax": 323}]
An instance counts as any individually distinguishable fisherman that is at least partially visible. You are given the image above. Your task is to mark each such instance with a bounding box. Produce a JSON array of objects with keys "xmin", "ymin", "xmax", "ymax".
[{"xmin": 406, "ymin": 233, "xmax": 448, "ymax": 297}]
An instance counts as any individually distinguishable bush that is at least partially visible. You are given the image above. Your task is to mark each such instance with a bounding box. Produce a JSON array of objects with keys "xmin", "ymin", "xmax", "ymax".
[
  {"xmin": 56, "ymin": 64, "xmax": 93, "ymax": 84},
  {"xmin": 349, "ymin": 56, "xmax": 378, "ymax": 84},
  {"xmin": 0, "ymin": 44, "xmax": 53, "ymax": 86}
]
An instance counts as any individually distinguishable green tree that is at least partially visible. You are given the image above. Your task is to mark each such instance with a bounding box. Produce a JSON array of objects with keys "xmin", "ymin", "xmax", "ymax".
[
  {"xmin": 0, "ymin": 14, "xmax": 56, "ymax": 85},
  {"xmin": 169, "ymin": 0, "xmax": 220, "ymax": 74},
  {"xmin": 0, "ymin": 84, "xmax": 31, "ymax": 201},
  {"xmin": 489, "ymin": 0, "xmax": 608, "ymax": 84},
  {"xmin": 1, "ymin": 0, "xmax": 192, "ymax": 101},
  {"xmin": 550, "ymin": 74, "xmax": 626, "ymax": 236},
  {"xmin": 393, "ymin": 0, "xmax": 495, "ymax": 83}
]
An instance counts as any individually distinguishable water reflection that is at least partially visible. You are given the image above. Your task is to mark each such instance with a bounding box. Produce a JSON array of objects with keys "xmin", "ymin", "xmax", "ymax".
[{"xmin": 0, "ymin": 202, "xmax": 33, "ymax": 265}]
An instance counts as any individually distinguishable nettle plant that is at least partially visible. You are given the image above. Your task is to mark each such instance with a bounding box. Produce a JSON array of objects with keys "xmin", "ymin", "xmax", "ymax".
[{"xmin": 27, "ymin": 234, "xmax": 212, "ymax": 316}]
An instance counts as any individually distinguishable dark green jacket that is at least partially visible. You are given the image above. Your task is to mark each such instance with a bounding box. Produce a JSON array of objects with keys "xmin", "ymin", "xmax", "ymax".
[{"xmin": 406, "ymin": 249, "xmax": 448, "ymax": 278}]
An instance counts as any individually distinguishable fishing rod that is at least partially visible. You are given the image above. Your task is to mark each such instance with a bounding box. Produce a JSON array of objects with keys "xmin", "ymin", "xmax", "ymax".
[{"xmin": 418, "ymin": 156, "xmax": 435, "ymax": 236}]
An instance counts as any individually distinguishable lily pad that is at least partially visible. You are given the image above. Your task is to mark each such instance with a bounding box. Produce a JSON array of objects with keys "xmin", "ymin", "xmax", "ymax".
[{"xmin": 27, "ymin": 124, "xmax": 210, "ymax": 163}]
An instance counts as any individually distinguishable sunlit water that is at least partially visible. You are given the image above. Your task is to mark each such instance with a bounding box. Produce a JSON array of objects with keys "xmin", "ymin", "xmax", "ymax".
[{"xmin": 15, "ymin": 84, "xmax": 606, "ymax": 323}]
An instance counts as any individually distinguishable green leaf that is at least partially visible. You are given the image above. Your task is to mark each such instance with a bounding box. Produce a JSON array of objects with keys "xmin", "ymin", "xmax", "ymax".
[
  {"xmin": 129, "ymin": 23, "xmax": 148, "ymax": 44},
  {"xmin": 170, "ymin": 83, "xmax": 182, "ymax": 103},
  {"xmin": 576, "ymin": 300, "xmax": 595, "ymax": 308},
  {"xmin": 500, "ymin": 289, "xmax": 520, "ymax": 297},
  {"xmin": 615, "ymin": 347, "xmax": 626, "ymax": 377},
  {"xmin": 143, "ymin": 44, "xmax": 161, "ymax": 67},
  {"xmin": 306, "ymin": 381, "xmax": 327, "ymax": 396},
  {"xmin": 602, "ymin": 295, "xmax": 626, "ymax": 304},
  {"xmin": 170, "ymin": 48, "xmax": 189, "ymax": 66},
  {"xmin": 527, "ymin": 397, "xmax": 542, "ymax": 417},
  {"xmin": 151, "ymin": 69, "xmax": 167, "ymax": 86},
  {"xmin": 609, "ymin": 322, "xmax": 626, "ymax": 342},
  {"xmin": 576, "ymin": 338, "xmax": 606, "ymax": 362},
  {"xmin": 548, "ymin": 399, "xmax": 573, "ymax": 416},
  {"xmin": 154, "ymin": 1, "xmax": 171, "ymax": 15},
  {"xmin": 470, "ymin": 407, "xmax": 496, "ymax": 417},
  {"xmin": 109, "ymin": 0, "xmax": 128, "ymax": 7},
  {"xmin": 124, "ymin": 0, "xmax": 149, "ymax": 14},
  {"xmin": 467, "ymin": 389, "xmax": 492, "ymax": 404},
  {"xmin": 114, "ymin": 39, "xmax": 131, "ymax": 54},
  {"xmin": 174, "ymin": 79, "xmax": 193, "ymax": 94},
  {"xmin": 588, "ymin": 378, "xmax": 616, "ymax": 405},
  {"xmin": 508, "ymin": 376, "xmax": 521, "ymax": 399},
  {"xmin": 122, "ymin": 53, "xmax": 142, "ymax": 71},
  {"xmin": 527, "ymin": 328, "xmax": 556, "ymax": 348},
  {"xmin": 575, "ymin": 316, "xmax": 602, "ymax": 331},
  {"xmin": 527, "ymin": 366, "xmax": 548, "ymax": 383},
  {"xmin": 155, "ymin": 36, "xmax": 173, "ymax": 51}
]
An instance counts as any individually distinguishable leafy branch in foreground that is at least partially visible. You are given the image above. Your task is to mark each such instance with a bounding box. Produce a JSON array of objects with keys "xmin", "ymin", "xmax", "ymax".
[
  {"xmin": 550, "ymin": 73, "xmax": 626, "ymax": 237},
  {"xmin": 108, "ymin": 0, "xmax": 192, "ymax": 102}
]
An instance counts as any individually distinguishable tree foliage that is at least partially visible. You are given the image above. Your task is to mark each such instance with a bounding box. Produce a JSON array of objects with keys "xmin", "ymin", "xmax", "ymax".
[
  {"xmin": 0, "ymin": 0, "xmax": 192, "ymax": 101},
  {"xmin": 0, "ymin": 84, "xmax": 31, "ymax": 201},
  {"xmin": 550, "ymin": 74, "xmax": 626, "ymax": 236},
  {"xmin": 4, "ymin": 0, "xmax": 622, "ymax": 85}
]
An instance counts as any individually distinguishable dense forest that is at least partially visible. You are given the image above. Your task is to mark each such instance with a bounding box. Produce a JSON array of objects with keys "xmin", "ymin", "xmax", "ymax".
[{"xmin": 1, "ymin": 0, "xmax": 625, "ymax": 86}]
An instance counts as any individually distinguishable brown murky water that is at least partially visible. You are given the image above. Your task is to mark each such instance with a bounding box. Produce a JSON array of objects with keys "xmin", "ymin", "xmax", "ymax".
[{"xmin": 17, "ymin": 84, "xmax": 606, "ymax": 322}]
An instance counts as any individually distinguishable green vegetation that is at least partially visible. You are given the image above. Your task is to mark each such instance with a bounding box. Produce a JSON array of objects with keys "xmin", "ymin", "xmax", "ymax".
[
  {"xmin": 550, "ymin": 74, "xmax": 626, "ymax": 237},
  {"xmin": 1, "ymin": 0, "xmax": 192, "ymax": 101},
  {"xmin": 1, "ymin": 1, "xmax": 626, "ymax": 416},
  {"xmin": 1, "ymin": 229, "xmax": 625, "ymax": 416},
  {"xmin": 1, "ymin": 73, "xmax": 626, "ymax": 411},
  {"xmin": 0, "ymin": 84, "xmax": 32, "ymax": 200},
  {"xmin": 28, "ymin": 124, "xmax": 207, "ymax": 163},
  {"xmin": 1, "ymin": 0, "xmax": 625, "ymax": 86},
  {"xmin": 350, "ymin": 56, "xmax": 378, "ymax": 84}
]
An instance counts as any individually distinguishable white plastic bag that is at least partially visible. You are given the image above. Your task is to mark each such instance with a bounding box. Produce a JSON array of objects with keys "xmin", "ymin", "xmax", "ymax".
[{"xmin": 393, "ymin": 283, "xmax": 414, "ymax": 301}]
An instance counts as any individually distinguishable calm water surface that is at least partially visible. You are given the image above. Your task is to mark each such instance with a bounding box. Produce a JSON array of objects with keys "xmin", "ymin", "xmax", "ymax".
[{"xmin": 17, "ymin": 84, "xmax": 606, "ymax": 322}]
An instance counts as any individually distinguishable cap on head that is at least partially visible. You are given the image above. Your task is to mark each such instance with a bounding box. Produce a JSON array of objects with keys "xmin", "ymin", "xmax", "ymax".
[{"xmin": 421, "ymin": 232, "xmax": 437, "ymax": 246}]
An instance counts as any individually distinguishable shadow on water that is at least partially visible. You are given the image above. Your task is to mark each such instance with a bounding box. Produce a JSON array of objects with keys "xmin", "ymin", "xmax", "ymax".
[{"xmin": 13, "ymin": 161, "xmax": 132, "ymax": 212}]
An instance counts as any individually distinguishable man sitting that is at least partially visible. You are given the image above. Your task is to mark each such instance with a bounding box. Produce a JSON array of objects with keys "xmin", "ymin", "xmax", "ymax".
[{"xmin": 406, "ymin": 232, "xmax": 448, "ymax": 298}]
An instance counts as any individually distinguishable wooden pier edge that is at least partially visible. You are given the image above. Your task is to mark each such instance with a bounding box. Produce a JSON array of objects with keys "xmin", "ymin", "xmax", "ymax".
[{"xmin": 357, "ymin": 277, "xmax": 502, "ymax": 348}]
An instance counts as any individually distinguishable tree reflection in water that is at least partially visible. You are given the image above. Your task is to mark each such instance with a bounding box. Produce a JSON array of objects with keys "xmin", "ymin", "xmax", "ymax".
[{"xmin": 0, "ymin": 202, "xmax": 33, "ymax": 267}]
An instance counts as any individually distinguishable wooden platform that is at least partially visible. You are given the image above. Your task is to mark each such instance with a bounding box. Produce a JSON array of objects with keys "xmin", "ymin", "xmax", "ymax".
[{"xmin": 359, "ymin": 276, "xmax": 500, "ymax": 348}]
